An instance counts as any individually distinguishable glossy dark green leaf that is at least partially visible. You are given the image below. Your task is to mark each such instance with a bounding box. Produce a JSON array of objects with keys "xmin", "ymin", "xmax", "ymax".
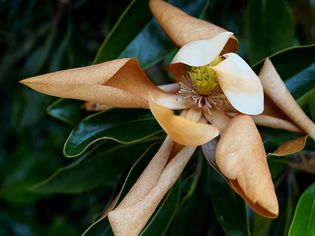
[
  {"xmin": 93, "ymin": 0, "xmax": 151, "ymax": 64},
  {"xmin": 140, "ymin": 181, "xmax": 181, "ymax": 236},
  {"xmin": 246, "ymin": 0, "xmax": 295, "ymax": 64},
  {"xmin": 168, "ymin": 164, "xmax": 207, "ymax": 236},
  {"xmin": 169, "ymin": 188, "xmax": 207, "ymax": 236},
  {"xmin": 31, "ymin": 142, "xmax": 154, "ymax": 194},
  {"xmin": 47, "ymin": 99, "xmax": 82, "ymax": 125},
  {"xmin": 207, "ymin": 165, "xmax": 250, "ymax": 236},
  {"xmin": 253, "ymin": 44, "xmax": 315, "ymax": 80},
  {"xmin": 270, "ymin": 173, "xmax": 299, "ymax": 236},
  {"xmin": 252, "ymin": 214, "xmax": 272, "ymax": 236},
  {"xmin": 267, "ymin": 156, "xmax": 288, "ymax": 181},
  {"xmin": 119, "ymin": 0, "xmax": 210, "ymax": 68},
  {"xmin": 63, "ymin": 109, "xmax": 162, "ymax": 157},
  {"xmin": 288, "ymin": 183, "xmax": 315, "ymax": 236}
]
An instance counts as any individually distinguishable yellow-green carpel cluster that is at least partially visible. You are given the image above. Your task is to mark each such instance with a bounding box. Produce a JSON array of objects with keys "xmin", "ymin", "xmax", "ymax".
[{"xmin": 186, "ymin": 56, "xmax": 223, "ymax": 96}]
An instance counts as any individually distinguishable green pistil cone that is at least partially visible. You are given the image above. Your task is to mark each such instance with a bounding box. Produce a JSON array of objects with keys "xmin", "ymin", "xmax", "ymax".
[{"xmin": 186, "ymin": 56, "xmax": 223, "ymax": 96}]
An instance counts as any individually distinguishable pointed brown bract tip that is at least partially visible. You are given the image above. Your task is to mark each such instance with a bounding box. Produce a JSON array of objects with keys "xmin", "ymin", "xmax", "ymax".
[
  {"xmin": 19, "ymin": 76, "xmax": 44, "ymax": 91},
  {"xmin": 19, "ymin": 79, "xmax": 27, "ymax": 85},
  {"xmin": 230, "ymin": 180, "xmax": 279, "ymax": 218},
  {"xmin": 19, "ymin": 78, "xmax": 33, "ymax": 86}
]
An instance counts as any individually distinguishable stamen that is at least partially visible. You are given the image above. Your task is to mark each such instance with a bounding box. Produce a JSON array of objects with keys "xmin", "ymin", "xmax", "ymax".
[
  {"xmin": 177, "ymin": 66, "xmax": 229, "ymax": 124},
  {"xmin": 177, "ymin": 81, "xmax": 228, "ymax": 118}
]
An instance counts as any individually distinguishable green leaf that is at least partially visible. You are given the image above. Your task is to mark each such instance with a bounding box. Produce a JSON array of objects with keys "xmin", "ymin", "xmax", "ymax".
[
  {"xmin": 119, "ymin": 0, "xmax": 210, "ymax": 68},
  {"xmin": 252, "ymin": 214, "xmax": 272, "ymax": 236},
  {"xmin": 168, "ymin": 165, "xmax": 207, "ymax": 236},
  {"xmin": 309, "ymin": 88, "xmax": 315, "ymax": 121},
  {"xmin": 31, "ymin": 142, "xmax": 154, "ymax": 194},
  {"xmin": 93, "ymin": 0, "xmax": 152, "ymax": 64},
  {"xmin": 140, "ymin": 181, "xmax": 181, "ymax": 236},
  {"xmin": 47, "ymin": 99, "xmax": 82, "ymax": 125},
  {"xmin": 270, "ymin": 173, "xmax": 299, "ymax": 236},
  {"xmin": 168, "ymin": 189, "xmax": 207, "ymax": 236},
  {"xmin": 267, "ymin": 156, "xmax": 288, "ymax": 181},
  {"xmin": 246, "ymin": 0, "xmax": 295, "ymax": 64},
  {"xmin": 207, "ymin": 165, "xmax": 250, "ymax": 236},
  {"xmin": 253, "ymin": 44, "xmax": 315, "ymax": 80},
  {"xmin": 285, "ymin": 63, "xmax": 315, "ymax": 99},
  {"xmin": 288, "ymin": 183, "xmax": 315, "ymax": 236},
  {"xmin": 63, "ymin": 109, "xmax": 162, "ymax": 157},
  {"xmin": 82, "ymin": 218, "xmax": 114, "ymax": 236},
  {"xmin": 297, "ymin": 89, "xmax": 312, "ymax": 112}
]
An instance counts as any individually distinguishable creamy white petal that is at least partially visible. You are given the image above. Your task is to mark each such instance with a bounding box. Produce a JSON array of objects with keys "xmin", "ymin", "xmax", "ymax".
[
  {"xmin": 170, "ymin": 32, "xmax": 233, "ymax": 67},
  {"xmin": 211, "ymin": 53, "xmax": 264, "ymax": 115},
  {"xmin": 158, "ymin": 83, "xmax": 179, "ymax": 93}
]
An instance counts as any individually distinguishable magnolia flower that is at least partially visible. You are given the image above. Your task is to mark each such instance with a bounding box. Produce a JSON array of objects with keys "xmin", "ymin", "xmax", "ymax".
[{"xmin": 20, "ymin": 0, "xmax": 315, "ymax": 235}]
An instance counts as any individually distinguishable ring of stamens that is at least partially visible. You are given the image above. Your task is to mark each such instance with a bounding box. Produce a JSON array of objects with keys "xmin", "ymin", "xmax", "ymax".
[
  {"xmin": 178, "ymin": 81, "xmax": 227, "ymax": 112},
  {"xmin": 177, "ymin": 58, "xmax": 228, "ymax": 123}
]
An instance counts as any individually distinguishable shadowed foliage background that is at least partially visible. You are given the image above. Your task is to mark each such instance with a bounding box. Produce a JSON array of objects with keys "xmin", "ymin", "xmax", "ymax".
[{"xmin": 0, "ymin": 0, "xmax": 314, "ymax": 235}]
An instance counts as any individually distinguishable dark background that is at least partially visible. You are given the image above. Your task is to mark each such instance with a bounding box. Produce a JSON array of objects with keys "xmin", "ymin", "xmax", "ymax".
[{"xmin": 0, "ymin": 0, "xmax": 314, "ymax": 235}]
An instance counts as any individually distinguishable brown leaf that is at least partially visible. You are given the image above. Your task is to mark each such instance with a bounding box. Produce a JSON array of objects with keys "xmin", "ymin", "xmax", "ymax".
[{"xmin": 272, "ymin": 136, "xmax": 308, "ymax": 156}]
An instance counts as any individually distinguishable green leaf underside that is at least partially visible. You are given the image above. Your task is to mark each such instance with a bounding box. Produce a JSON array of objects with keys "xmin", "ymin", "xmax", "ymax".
[
  {"xmin": 207, "ymin": 165, "xmax": 250, "ymax": 236},
  {"xmin": 31, "ymin": 142, "xmax": 154, "ymax": 194},
  {"xmin": 288, "ymin": 183, "xmax": 315, "ymax": 236},
  {"xmin": 47, "ymin": 98, "xmax": 82, "ymax": 125},
  {"xmin": 246, "ymin": 0, "xmax": 294, "ymax": 64},
  {"xmin": 63, "ymin": 109, "xmax": 162, "ymax": 157}
]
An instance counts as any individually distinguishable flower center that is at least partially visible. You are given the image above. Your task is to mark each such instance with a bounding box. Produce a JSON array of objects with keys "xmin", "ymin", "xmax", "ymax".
[
  {"xmin": 177, "ymin": 56, "xmax": 228, "ymax": 114},
  {"xmin": 186, "ymin": 56, "xmax": 223, "ymax": 96}
]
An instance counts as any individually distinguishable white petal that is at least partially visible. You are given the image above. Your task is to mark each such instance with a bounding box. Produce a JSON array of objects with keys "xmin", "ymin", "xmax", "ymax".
[
  {"xmin": 211, "ymin": 53, "xmax": 264, "ymax": 115},
  {"xmin": 170, "ymin": 32, "xmax": 233, "ymax": 67}
]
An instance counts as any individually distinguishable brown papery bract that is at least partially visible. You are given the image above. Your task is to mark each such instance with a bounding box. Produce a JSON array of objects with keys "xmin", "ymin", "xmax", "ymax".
[
  {"xmin": 252, "ymin": 114, "xmax": 302, "ymax": 133},
  {"xmin": 215, "ymin": 114, "xmax": 279, "ymax": 218},
  {"xmin": 259, "ymin": 58, "xmax": 315, "ymax": 140},
  {"xmin": 20, "ymin": 58, "xmax": 183, "ymax": 109},
  {"xmin": 108, "ymin": 137, "xmax": 196, "ymax": 236},
  {"xmin": 148, "ymin": 0, "xmax": 238, "ymax": 52}
]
